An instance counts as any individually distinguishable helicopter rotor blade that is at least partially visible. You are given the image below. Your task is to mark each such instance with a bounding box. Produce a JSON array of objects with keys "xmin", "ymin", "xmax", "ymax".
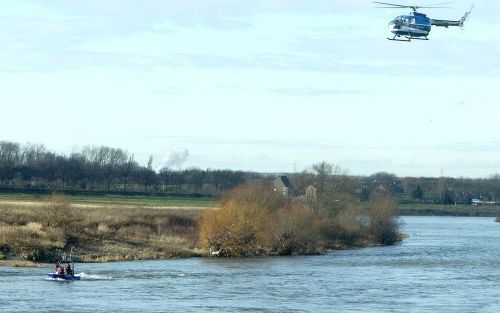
[
  {"xmin": 421, "ymin": 2, "xmax": 455, "ymax": 6},
  {"xmin": 375, "ymin": 6, "xmax": 411, "ymax": 9},
  {"xmin": 417, "ymin": 2, "xmax": 455, "ymax": 9},
  {"xmin": 416, "ymin": 6, "xmax": 452, "ymax": 9},
  {"xmin": 373, "ymin": 2, "xmax": 454, "ymax": 9},
  {"xmin": 372, "ymin": 2, "xmax": 408, "ymax": 7}
]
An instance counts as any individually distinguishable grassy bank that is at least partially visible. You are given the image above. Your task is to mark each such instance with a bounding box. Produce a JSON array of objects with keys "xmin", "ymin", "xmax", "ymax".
[
  {"xmin": 3, "ymin": 190, "xmax": 494, "ymax": 265},
  {"xmin": 399, "ymin": 204, "xmax": 500, "ymax": 217},
  {"xmin": 1, "ymin": 184, "xmax": 402, "ymax": 263},
  {"xmin": 0, "ymin": 195, "xmax": 203, "ymax": 263},
  {"xmin": 0, "ymin": 193, "xmax": 215, "ymax": 208}
]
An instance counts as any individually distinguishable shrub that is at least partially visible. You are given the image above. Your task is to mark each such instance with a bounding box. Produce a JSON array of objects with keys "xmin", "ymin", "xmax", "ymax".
[
  {"xmin": 40, "ymin": 193, "xmax": 71, "ymax": 228},
  {"xmin": 198, "ymin": 201, "xmax": 260, "ymax": 256},
  {"xmin": 367, "ymin": 194, "xmax": 401, "ymax": 245},
  {"xmin": 257, "ymin": 203, "xmax": 320, "ymax": 255},
  {"xmin": 219, "ymin": 183, "xmax": 286, "ymax": 213},
  {"xmin": 321, "ymin": 207, "xmax": 365, "ymax": 246},
  {"xmin": 198, "ymin": 183, "xmax": 286, "ymax": 256},
  {"xmin": 0, "ymin": 225, "xmax": 62, "ymax": 261},
  {"xmin": 198, "ymin": 183, "xmax": 402, "ymax": 257}
]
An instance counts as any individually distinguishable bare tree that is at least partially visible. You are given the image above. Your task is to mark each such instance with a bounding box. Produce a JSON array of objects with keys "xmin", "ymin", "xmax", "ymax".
[
  {"xmin": 122, "ymin": 154, "xmax": 137, "ymax": 192},
  {"xmin": 142, "ymin": 155, "xmax": 156, "ymax": 191},
  {"xmin": 159, "ymin": 167, "xmax": 172, "ymax": 192},
  {"xmin": 0, "ymin": 141, "xmax": 21, "ymax": 186}
]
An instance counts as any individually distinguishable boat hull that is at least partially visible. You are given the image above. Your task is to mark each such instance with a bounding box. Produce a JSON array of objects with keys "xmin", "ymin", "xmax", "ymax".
[{"xmin": 47, "ymin": 273, "xmax": 81, "ymax": 281}]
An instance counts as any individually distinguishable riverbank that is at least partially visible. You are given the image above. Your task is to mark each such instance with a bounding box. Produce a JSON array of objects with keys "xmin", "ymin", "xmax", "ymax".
[
  {"xmin": 0, "ymin": 196, "xmax": 203, "ymax": 264},
  {"xmin": 399, "ymin": 204, "xmax": 500, "ymax": 217},
  {"xmin": 1, "ymin": 186, "xmax": 403, "ymax": 264},
  {"xmin": 2, "ymin": 195, "xmax": 496, "ymax": 266}
]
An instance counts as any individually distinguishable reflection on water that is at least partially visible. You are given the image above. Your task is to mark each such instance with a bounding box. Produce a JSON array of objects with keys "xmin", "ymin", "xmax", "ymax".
[{"xmin": 0, "ymin": 217, "xmax": 499, "ymax": 312}]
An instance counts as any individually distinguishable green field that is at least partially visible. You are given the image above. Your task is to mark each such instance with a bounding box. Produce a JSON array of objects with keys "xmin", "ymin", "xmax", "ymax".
[
  {"xmin": 1, "ymin": 193, "xmax": 498, "ymax": 215},
  {"xmin": 0, "ymin": 193, "xmax": 217, "ymax": 208}
]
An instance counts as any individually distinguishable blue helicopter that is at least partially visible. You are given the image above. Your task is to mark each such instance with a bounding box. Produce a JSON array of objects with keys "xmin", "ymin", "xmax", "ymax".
[{"xmin": 374, "ymin": 2, "xmax": 473, "ymax": 41}]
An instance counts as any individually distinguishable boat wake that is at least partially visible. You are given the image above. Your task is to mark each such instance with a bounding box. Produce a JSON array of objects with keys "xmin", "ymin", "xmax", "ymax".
[
  {"xmin": 78, "ymin": 272, "xmax": 113, "ymax": 280},
  {"xmin": 45, "ymin": 277, "xmax": 73, "ymax": 282}
]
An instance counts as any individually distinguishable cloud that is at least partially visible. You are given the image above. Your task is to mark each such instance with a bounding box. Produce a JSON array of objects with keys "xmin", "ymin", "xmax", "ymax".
[
  {"xmin": 3, "ymin": 1, "xmax": 499, "ymax": 77},
  {"xmin": 435, "ymin": 141, "xmax": 500, "ymax": 153},
  {"xmin": 268, "ymin": 87, "xmax": 367, "ymax": 96},
  {"xmin": 33, "ymin": 1, "xmax": 367, "ymax": 26}
]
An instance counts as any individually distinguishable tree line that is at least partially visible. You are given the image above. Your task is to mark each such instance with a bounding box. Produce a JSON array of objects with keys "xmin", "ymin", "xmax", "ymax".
[
  {"xmin": 1, "ymin": 140, "xmax": 499, "ymax": 203},
  {"xmin": 289, "ymin": 165, "xmax": 500, "ymax": 205},
  {"xmin": 0, "ymin": 141, "xmax": 248, "ymax": 195}
]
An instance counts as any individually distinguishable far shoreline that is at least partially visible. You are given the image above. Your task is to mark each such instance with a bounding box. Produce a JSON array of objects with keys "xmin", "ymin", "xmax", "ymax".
[{"xmin": 399, "ymin": 204, "xmax": 500, "ymax": 217}]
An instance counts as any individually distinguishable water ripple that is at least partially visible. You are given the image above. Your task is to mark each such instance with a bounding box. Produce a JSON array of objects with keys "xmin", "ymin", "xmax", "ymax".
[{"xmin": 0, "ymin": 217, "xmax": 499, "ymax": 313}]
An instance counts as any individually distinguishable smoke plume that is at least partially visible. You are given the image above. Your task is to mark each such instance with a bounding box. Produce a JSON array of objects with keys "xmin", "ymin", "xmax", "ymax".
[{"xmin": 157, "ymin": 149, "xmax": 189, "ymax": 170}]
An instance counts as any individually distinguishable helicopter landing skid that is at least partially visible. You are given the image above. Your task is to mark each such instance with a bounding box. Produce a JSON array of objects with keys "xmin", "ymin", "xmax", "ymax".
[
  {"xmin": 387, "ymin": 35, "xmax": 429, "ymax": 42},
  {"xmin": 409, "ymin": 36, "xmax": 429, "ymax": 41},
  {"xmin": 387, "ymin": 36, "xmax": 411, "ymax": 42}
]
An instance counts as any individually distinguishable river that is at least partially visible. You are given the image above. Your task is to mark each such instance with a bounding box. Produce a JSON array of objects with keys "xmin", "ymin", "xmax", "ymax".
[{"xmin": 1, "ymin": 216, "xmax": 499, "ymax": 312}]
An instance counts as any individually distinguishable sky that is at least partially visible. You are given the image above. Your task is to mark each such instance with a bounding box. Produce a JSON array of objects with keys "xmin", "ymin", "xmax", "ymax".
[{"xmin": 1, "ymin": 0, "xmax": 499, "ymax": 177}]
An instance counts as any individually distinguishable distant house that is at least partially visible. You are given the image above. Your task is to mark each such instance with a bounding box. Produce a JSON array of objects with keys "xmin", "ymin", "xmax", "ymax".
[
  {"xmin": 390, "ymin": 180, "xmax": 406, "ymax": 198},
  {"xmin": 471, "ymin": 198, "xmax": 497, "ymax": 206},
  {"xmin": 305, "ymin": 185, "xmax": 317, "ymax": 202},
  {"xmin": 273, "ymin": 176, "xmax": 290, "ymax": 197},
  {"xmin": 375, "ymin": 184, "xmax": 387, "ymax": 195}
]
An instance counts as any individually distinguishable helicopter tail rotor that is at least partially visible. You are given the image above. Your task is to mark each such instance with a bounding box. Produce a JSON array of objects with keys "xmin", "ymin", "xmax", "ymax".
[{"xmin": 459, "ymin": 5, "xmax": 474, "ymax": 28}]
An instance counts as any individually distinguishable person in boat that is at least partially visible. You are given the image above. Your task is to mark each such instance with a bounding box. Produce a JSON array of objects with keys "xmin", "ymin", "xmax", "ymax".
[
  {"xmin": 54, "ymin": 260, "xmax": 61, "ymax": 273},
  {"xmin": 65, "ymin": 263, "xmax": 73, "ymax": 275}
]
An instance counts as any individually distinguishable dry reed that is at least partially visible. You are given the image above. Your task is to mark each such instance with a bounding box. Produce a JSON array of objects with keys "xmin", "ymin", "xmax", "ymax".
[{"xmin": 0, "ymin": 194, "xmax": 201, "ymax": 262}]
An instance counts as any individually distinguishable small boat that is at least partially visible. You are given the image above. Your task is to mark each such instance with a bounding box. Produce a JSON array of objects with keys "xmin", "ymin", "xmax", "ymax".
[
  {"xmin": 47, "ymin": 272, "xmax": 81, "ymax": 281},
  {"xmin": 47, "ymin": 254, "xmax": 80, "ymax": 281}
]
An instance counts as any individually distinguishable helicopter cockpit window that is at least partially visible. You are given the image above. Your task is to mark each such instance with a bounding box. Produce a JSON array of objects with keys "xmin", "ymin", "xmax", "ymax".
[
  {"xmin": 389, "ymin": 16, "xmax": 404, "ymax": 29},
  {"xmin": 393, "ymin": 17, "xmax": 403, "ymax": 28}
]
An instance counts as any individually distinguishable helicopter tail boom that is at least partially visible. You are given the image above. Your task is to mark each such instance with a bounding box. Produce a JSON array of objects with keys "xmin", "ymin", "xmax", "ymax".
[
  {"xmin": 431, "ymin": 6, "xmax": 473, "ymax": 28},
  {"xmin": 431, "ymin": 18, "xmax": 460, "ymax": 27}
]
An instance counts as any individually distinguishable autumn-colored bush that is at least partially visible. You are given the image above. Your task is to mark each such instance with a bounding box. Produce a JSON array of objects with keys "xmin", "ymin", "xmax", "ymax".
[
  {"xmin": 198, "ymin": 183, "xmax": 401, "ymax": 257},
  {"xmin": 257, "ymin": 202, "xmax": 320, "ymax": 255},
  {"xmin": 0, "ymin": 223, "xmax": 62, "ymax": 261},
  {"xmin": 40, "ymin": 193, "xmax": 72, "ymax": 228},
  {"xmin": 367, "ymin": 194, "xmax": 401, "ymax": 245},
  {"xmin": 198, "ymin": 183, "xmax": 319, "ymax": 256},
  {"xmin": 220, "ymin": 183, "xmax": 287, "ymax": 211},
  {"xmin": 319, "ymin": 207, "xmax": 366, "ymax": 246}
]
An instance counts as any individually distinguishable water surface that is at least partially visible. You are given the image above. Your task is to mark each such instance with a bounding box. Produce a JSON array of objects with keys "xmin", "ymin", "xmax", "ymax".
[{"xmin": 1, "ymin": 216, "xmax": 499, "ymax": 312}]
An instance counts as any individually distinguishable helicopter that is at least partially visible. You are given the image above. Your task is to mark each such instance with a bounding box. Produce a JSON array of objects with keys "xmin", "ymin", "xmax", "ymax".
[{"xmin": 373, "ymin": 2, "xmax": 473, "ymax": 41}]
